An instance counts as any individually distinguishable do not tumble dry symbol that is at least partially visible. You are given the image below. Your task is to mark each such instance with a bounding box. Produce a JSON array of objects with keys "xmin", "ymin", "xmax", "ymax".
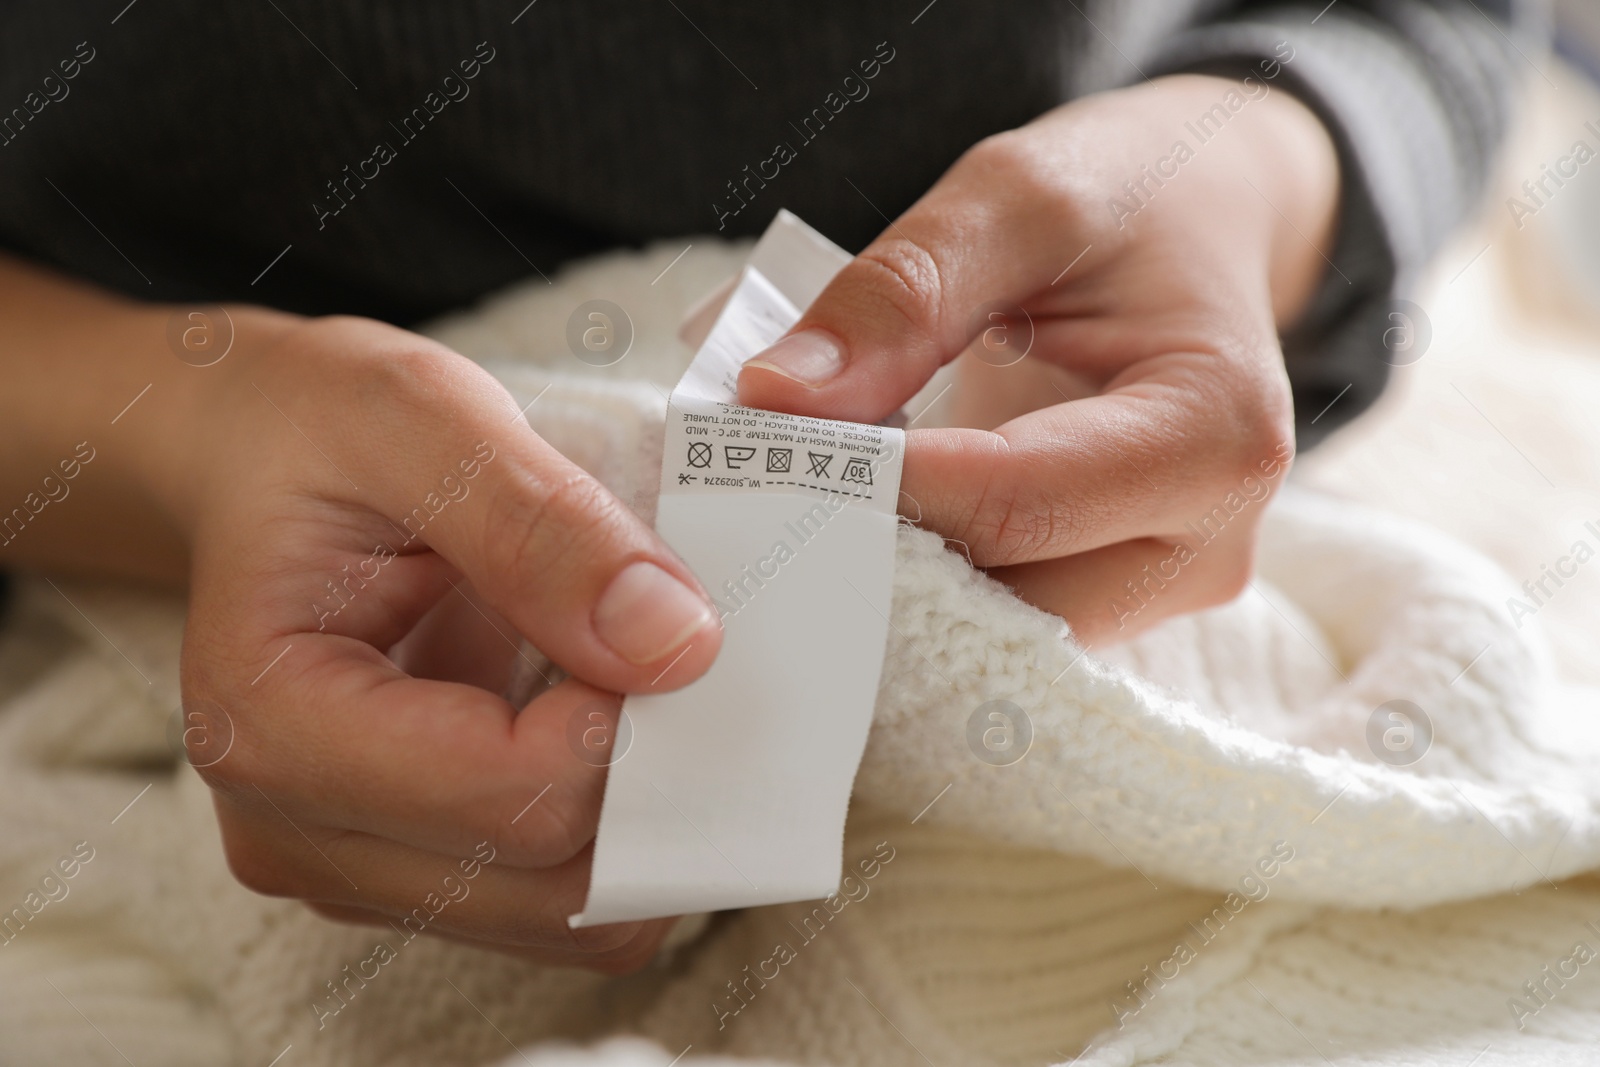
[
  {"xmin": 687, "ymin": 442, "xmax": 713, "ymax": 468},
  {"xmin": 807, "ymin": 451, "xmax": 833, "ymax": 478},
  {"xmin": 725, "ymin": 446, "xmax": 757, "ymax": 469},
  {"xmin": 766, "ymin": 447, "xmax": 792, "ymax": 473}
]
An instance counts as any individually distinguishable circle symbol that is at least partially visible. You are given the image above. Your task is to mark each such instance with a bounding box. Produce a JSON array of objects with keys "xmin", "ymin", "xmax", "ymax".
[
  {"xmin": 965, "ymin": 699, "xmax": 1033, "ymax": 766},
  {"xmin": 1365, "ymin": 699, "xmax": 1433, "ymax": 766},
  {"xmin": 687, "ymin": 442, "xmax": 712, "ymax": 468},
  {"xmin": 567, "ymin": 698, "xmax": 633, "ymax": 767},
  {"xmin": 165, "ymin": 306, "xmax": 235, "ymax": 367},
  {"xmin": 565, "ymin": 299, "xmax": 634, "ymax": 368},
  {"xmin": 1378, "ymin": 299, "xmax": 1431, "ymax": 367},
  {"xmin": 165, "ymin": 699, "xmax": 235, "ymax": 768},
  {"xmin": 966, "ymin": 302, "xmax": 1034, "ymax": 368}
]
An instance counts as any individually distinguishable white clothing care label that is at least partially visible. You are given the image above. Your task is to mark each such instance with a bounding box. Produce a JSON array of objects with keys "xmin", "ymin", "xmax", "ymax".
[{"xmin": 571, "ymin": 212, "xmax": 905, "ymax": 926}]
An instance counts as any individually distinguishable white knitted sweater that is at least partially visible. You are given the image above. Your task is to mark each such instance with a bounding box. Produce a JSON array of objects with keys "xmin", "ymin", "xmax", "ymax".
[{"xmin": 7, "ymin": 103, "xmax": 1600, "ymax": 1064}]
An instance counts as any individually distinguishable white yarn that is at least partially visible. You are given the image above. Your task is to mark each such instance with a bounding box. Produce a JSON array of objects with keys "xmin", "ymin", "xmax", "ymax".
[
  {"xmin": 3, "ymin": 218, "xmax": 1600, "ymax": 1067},
  {"xmin": 466, "ymin": 245, "xmax": 1600, "ymax": 911}
]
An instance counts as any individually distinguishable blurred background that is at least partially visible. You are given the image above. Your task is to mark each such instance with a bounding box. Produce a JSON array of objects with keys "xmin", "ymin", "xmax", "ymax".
[{"xmin": 1520, "ymin": 0, "xmax": 1600, "ymax": 323}]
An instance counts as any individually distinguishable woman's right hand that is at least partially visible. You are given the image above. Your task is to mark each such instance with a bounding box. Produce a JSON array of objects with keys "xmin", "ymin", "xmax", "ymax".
[{"xmin": 165, "ymin": 311, "xmax": 722, "ymax": 972}]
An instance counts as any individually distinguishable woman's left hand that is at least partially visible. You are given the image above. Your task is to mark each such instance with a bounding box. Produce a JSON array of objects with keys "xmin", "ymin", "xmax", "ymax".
[{"xmin": 738, "ymin": 73, "xmax": 1339, "ymax": 644}]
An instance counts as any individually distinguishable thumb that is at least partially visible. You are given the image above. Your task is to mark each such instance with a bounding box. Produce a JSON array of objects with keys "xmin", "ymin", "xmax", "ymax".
[
  {"xmin": 736, "ymin": 145, "xmax": 1070, "ymax": 422},
  {"xmin": 280, "ymin": 320, "xmax": 726, "ymax": 693}
]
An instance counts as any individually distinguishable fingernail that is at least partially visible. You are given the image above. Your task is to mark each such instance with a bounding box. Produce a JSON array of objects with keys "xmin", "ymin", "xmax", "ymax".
[
  {"xmin": 743, "ymin": 329, "xmax": 845, "ymax": 387},
  {"xmin": 594, "ymin": 561, "xmax": 715, "ymax": 665}
]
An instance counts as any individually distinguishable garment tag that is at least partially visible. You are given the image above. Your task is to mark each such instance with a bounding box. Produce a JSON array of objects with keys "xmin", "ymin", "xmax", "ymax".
[{"xmin": 572, "ymin": 212, "xmax": 905, "ymax": 926}]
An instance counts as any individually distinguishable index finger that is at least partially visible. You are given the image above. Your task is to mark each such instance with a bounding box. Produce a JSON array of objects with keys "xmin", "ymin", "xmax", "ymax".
[
  {"xmin": 194, "ymin": 633, "xmax": 625, "ymax": 871},
  {"xmin": 249, "ymin": 319, "xmax": 723, "ymax": 693},
  {"xmin": 736, "ymin": 131, "xmax": 1102, "ymax": 423},
  {"xmin": 902, "ymin": 348, "xmax": 1294, "ymax": 567}
]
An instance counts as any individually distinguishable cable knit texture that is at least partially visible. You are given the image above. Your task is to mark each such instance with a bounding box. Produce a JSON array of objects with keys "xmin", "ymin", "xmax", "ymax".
[{"xmin": 8, "ymin": 147, "xmax": 1600, "ymax": 1063}]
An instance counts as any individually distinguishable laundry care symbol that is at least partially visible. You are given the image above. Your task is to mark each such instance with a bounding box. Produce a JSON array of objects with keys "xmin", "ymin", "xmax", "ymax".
[
  {"xmin": 806, "ymin": 451, "xmax": 833, "ymax": 477},
  {"xmin": 840, "ymin": 457, "xmax": 873, "ymax": 485},
  {"xmin": 686, "ymin": 442, "xmax": 712, "ymax": 468},
  {"xmin": 724, "ymin": 446, "xmax": 757, "ymax": 469},
  {"xmin": 766, "ymin": 447, "xmax": 792, "ymax": 473}
]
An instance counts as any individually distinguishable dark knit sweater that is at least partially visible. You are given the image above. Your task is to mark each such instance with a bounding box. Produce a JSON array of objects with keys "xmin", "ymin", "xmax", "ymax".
[{"xmin": 0, "ymin": 1, "xmax": 1533, "ymax": 443}]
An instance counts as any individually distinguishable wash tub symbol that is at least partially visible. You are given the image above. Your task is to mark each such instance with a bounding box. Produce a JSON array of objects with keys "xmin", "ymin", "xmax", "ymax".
[{"xmin": 840, "ymin": 457, "xmax": 873, "ymax": 486}]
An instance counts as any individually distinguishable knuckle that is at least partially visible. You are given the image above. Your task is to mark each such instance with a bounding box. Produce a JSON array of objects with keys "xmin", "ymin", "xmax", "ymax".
[
  {"xmin": 220, "ymin": 828, "xmax": 302, "ymax": 899},
  {"xmin": 182, "ymin": 704, "xmax": 255, "ymax": 796},
  {"xmin": 1177, "ymin": 335, "xmax": 1296, "ymax": 489},
  {"xmin": 181, "ymin": 706, "xmax": 273, "ymax": 804},
  {"xmin": 1217, "ymin": 345, "xmax": 1295, "ymax": 464},
  {"xmin": 964, "ymin": 131, "xmax": 1087, "ymax": 235},
  {"xmin": 305, "ymin": 901, "xmax": 377, "ymax": 926},
  {"xmin": 486, "ymin": 470, "xmax": 627, "ymax": 598},
  {"xmin": 1228, "ymin": 377, "xmax": 1295, "ymax": 479},
  {"xmin": 304, "ymin": 901, "xmax": 345, "ymax": 922},
  {"xmin": 569, "ymin": 919, "xmax": 654, "ymax": 960},
  {"xmin": 309, "ymin": 313, "xmax": 384, "ymax": 341},
  {"xmin": 281, "ymin": 314, "xmax": 488, "ymax": 429},
  {"xmin": 973, "ymin": 492, "xmax": 1050, "ymax": 564},
  {"xmin": 850, "ymin": 237, "xmax": 948, "ymax": 339},
  {"xmin": 1208, "ymin": 534, "xmax": 1259, "ymax": 606},
  {"xmin": 965, "ymin": 131, "xmax": 1047, "ymax": 192},
  {"xmin": 963, "ymin": 467, "xmax": 1086, "ymax": 566},
  {"xmin": 351, "ymin": 337, "xmax": 480, "ymax": 422},
  {"xmin": 588, "ymin": 926, "xmax": 671, "ymax": 975},
  {"xmin": 189, "ymin": 751, "xmax": 237, "ymax": 795},
  {"xmin": 493, "ymin": 789, "xmax": 591, "ymax": 869},
  {"xmin": 482, "ymin": 892, "xmax": 622, "ymax": 952}
]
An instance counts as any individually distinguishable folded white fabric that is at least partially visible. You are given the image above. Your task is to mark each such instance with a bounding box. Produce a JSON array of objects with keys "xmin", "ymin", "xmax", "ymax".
[
  {"xmin": 488, "ymin": 355, "xmax": 1600, "ymax": 912},
  {"xmin": 4, "ymin": 233, "xmax": 1600, "ymax": 1067}
]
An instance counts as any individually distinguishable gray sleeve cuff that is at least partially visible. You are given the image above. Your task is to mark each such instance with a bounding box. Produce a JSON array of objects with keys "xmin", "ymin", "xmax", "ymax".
[{"xmin": 1147, "ymin": 2, "xmax": 1533, "ymax": 446}]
